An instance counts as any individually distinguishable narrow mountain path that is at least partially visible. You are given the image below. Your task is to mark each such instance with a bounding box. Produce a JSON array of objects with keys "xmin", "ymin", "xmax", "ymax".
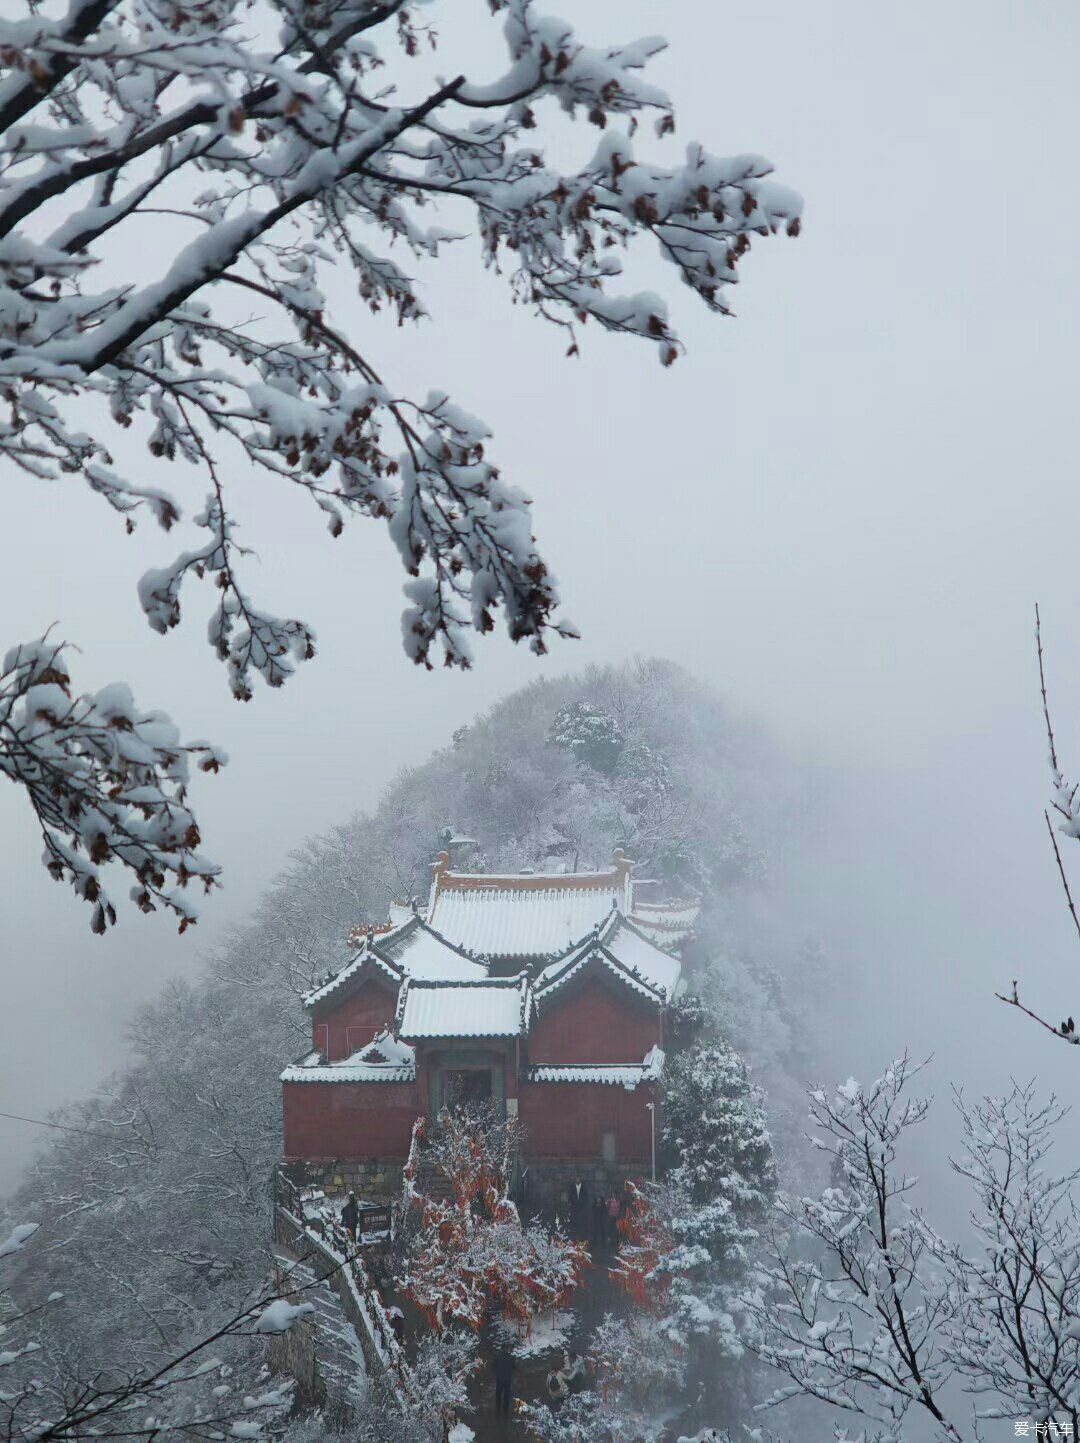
[{"xmin": 469, "ymin": 1227, "xmax": 623, "ymax": 1443}]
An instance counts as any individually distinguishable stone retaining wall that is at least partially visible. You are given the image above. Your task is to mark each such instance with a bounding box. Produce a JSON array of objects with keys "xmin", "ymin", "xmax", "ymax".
[
  {"xmin": 272, "ymin": 1207, "xmax": 398, "ymax": 1406},
  {"xmin": 521, "ymin": 1160, "xmax": 646, "ymax": 1217},
  {"xmin": 280, "ymin": 1158, "xmax": 404, "ymax": 1202},
  {"xmin": 280, "ymin": 1156, "xmax": 648, "ymax": 1216}
]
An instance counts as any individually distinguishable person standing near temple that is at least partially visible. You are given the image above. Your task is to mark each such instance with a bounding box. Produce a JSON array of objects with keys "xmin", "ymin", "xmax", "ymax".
[
  {"xmin": 606, "ymin": 1191, "xmax": 621, "ymax": 1246},
  {"xmin": 591, "ymin": 1192, "xmax": 607, "ymax": 1246},
  {"xmin": 566, "ymin": 1176, "xmax": 589, "ymax": 1234},
  {"xmin": 492, "ymin": 1345, "xmax": 517, "ymax": 1420}
]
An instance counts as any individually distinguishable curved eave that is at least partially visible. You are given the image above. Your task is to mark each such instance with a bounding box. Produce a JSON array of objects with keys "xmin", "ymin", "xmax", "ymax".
[
  {"xmin": 281, "ymin": 1064, "xmax": 415, "ymax": 1084},
  {"xmin": 376, "ymin": 917, "xmax": 489, "ymax": 974},
  {"xmin": 303, "ymin": 940, "xmax": 404, "ymax": 1011},
  {"xmin": 524, "ymin": 1065, "xmax": 656, "ymax": 1088},
  {"xmin": 534, "ymin": 944, "xmax": 666, "ymax": 1010}
]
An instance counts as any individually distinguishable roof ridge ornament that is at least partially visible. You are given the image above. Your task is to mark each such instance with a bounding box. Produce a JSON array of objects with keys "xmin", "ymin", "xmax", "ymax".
[
  {"xmin": 345, "ymin": 915, "xmax": 399, "ymax": 950},
  {"xmin": 430, "ymin": 854, "xmax": 634, "ymax": 894}
]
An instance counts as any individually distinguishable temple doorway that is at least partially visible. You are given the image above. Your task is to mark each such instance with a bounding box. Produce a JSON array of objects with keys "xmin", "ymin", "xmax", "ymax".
[
  {"xmin": 444, "ymin": 1068, "xmax": 493, "ymax": 1109},
  {"xmin": 425, "ymin": 1047, "xmax": 506, "ymax": 1117}
]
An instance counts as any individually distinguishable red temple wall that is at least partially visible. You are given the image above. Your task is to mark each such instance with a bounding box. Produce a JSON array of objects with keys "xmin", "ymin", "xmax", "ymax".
[
  {"xmin": 282, "ymin": 1081, "xmax": 420, "ymax": 1161},
  {"xmin": 312, "ymin": 979, "xmax": 398, "ymax": 1061},
  {"xmin": 518, "ymin": 1082, "xmax": 654, "ymax": 1163},
  {"xmin": 527, "ymin": 975, "xmax": 660, "ymax": 1065},
  {"xmin": 287, "ymin": 975, "xmax": 663, "ymax": 1165},
  {"xmin": 282, "ymin": 1079, "xmax": 654, "ymax": 1164}
]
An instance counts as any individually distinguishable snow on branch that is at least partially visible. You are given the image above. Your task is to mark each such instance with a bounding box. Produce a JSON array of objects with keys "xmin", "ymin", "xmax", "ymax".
[
  {"xmin": 752, "ymin": 1060, "xmax": 1080, "ymax": 1441},
  {"xmin": 998, "ymin": 607, "xmax": 1080, "ymax": 1044},
  {"xmin": 0, "ymin": 0, "xmax": 802, "ymax": 922},
  {"xmin": 0, "ymin": 1221, "xmax": 323, "ymax": 1441},
  {"xmin": 0, "ymin": 635, "xmax": 225, "ymax": 930},
  {"xmin": 0, "ymin": 0, "xmax": 800, "ymax": 666},
  {"xmin": 398, "ymin": 1103, "xmax": 588, "ymax": 1334}
]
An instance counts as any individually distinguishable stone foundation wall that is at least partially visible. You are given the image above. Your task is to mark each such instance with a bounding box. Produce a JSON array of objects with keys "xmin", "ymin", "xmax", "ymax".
[
  {"xmin": 279, "ymin": 1156, "xmax": 650, "ymax": 1214},
  {"xmin": 280, "ymin": 1157, "xmax": 405, "ymax": 1202},
  {"xmin": 264, "ymin": 1258, "xmax": 321, "ymax": 1409},
  {"xmin": 280, "ymin": 1154, "xmax": 649, "ymax": 1212},
  {"xmin": 520, "ymin": 1160, "xmax": 647, "ymax": 1219},
  {"xmin": 272, "ymin": 1206, "xmax": 398, "ymax": 1408}
]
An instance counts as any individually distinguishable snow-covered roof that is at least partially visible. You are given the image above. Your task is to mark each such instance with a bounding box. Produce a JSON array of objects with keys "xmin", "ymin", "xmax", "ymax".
[
  {"xmin": 335, "ymin": 854, "xmax": 697, "ymax": 980},
  {"xmin": 601, "ymin": 916, "xmax": 683, "ymax": 999},
  {"xmin": 304, "ymin": 941, "xmax": 402, "ymax": 1009},
  {"xmin": 526, "ymin": 1065, "xmax": 649, "ymax": 1088},
  {"xmin": 535, "ymin": 943, "xmax": 663, "ymax": 1008},
  {"xmin": 281, "ymin": 1032, "xmax": 415, "ymax": 1084},
  {"xmin": 525, "ymin": 1047, "xmax": 664, "ymax": 1090},
  {"xmin": 306, "ymin": 919, "xmax": 483, "ymax": 1009},
  {"xmin": 425, "ymin": 849, "xmax": 634, "ymax": 959},
  {"xmin": 395, "ymin": 974, "xmax": 531, "ymax": 1039},
  {"xmin": 534, "ymin": 915, "xmax": 681, "ymax": 1007},
  {"xmin": 429, "ymin": 885, "xmax": 620, "ymax": 959},
  {"xmin": 375, "ymin": 917, "xmax": 487, "ymax": 981},
  {"xmin": 310, "ymin": 855, "xmax": 688, "ymax": 1030},
  {"xmin": 345, "ymin": 916, "xmax": 402, "ymax": 952}
]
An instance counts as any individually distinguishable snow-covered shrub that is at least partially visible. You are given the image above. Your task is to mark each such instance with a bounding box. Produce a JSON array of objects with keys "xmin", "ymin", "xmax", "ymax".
[
  {"xmin": 399, "ymin": 1107, "xmax": 587, "ymax": 1333},
  {"xmin": 590, "ymin": 1310, "xmax": 686, "ymax": 1423},
  {"xmin": 405, "ymin": 1330, "xmax": 478, "ymax": 1441},
  {"xmin": 520, "ymin": 1324, "xmax": 695, "ymax": 1443}
]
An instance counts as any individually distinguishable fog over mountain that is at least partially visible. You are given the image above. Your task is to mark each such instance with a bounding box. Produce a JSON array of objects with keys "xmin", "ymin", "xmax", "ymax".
[
  {"xmin": 2, "ymin": 663, "xmax": 813, "ymax": 1370},
  {"xmin": 2, "ymin": 2, "xmax": 1080, "ymax": 1437},
  {"xmin": 4, "ymin": 2, "xmax": 1080, "ymax": 1199}
]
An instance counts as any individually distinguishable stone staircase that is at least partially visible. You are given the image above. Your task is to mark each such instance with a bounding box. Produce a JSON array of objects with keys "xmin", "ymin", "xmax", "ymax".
[{"xmin": 273, "ymin": 1250, "xmax": 368, "ymax": 1419}]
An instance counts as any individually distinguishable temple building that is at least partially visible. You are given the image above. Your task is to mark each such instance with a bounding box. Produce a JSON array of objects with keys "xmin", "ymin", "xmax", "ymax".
[{"xmin": 280, "ymin": 851, "xmax": 696, "ymax": 1205}]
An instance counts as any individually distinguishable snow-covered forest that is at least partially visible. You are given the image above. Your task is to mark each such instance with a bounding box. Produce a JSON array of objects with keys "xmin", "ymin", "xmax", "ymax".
[
  {"xmin": 12, "ymin": 663, "xmax": 1080, "ymax": 1442},
  {"xmin": 2, "ymin": 662, "xmax": 820, "ymax": 1393}
]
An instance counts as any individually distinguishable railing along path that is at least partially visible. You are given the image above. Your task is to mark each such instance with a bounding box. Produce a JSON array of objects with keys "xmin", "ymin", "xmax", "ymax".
[{"xmin": 273, "ymin": 1171, "xmax": 424, "ymax": 1414}]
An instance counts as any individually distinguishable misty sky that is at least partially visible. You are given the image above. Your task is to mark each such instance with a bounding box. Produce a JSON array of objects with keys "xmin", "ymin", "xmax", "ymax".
[{"xmin": 3, "ymin": 0, "xmax": 1080, "ymax": 1199}]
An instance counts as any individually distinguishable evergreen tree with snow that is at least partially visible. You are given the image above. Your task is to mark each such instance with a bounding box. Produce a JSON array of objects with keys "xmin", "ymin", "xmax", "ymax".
[
  {"xmin": 659, "ymin": 1036, "xmax": 777, "ymax": 1425},
  {"xmin": 548, "ymin": 700, "xmax": 625, "ymax": 775},
  {"xmin": 604, "ymin": 1029, "xmax": 778, "ymax": 1432}
]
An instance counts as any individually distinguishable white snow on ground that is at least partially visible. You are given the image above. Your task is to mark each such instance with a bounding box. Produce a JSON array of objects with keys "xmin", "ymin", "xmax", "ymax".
[{"xmin": 493, "ymin": 1309, "xmax": 576, "ymax": 1359}]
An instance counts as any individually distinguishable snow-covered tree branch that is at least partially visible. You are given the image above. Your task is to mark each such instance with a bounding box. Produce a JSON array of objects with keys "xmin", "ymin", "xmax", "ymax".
[
  {"xmin": 999, "ymin": 608, "xmax": 1080, "ymax": 1043},
  {"xmin": 0, "ymin": 1220, "xmax": 322, "ymax": 1442},
  {"xmin": 752, "ymin": 1058, "xmax": 1080, "ymax": 1442},
  {"xmin": 397, "ymin": 1104, "xmax": 587, "ymax": 1334},
  {"xmin": 941, "ymin": 1083, "xmax": 1080, "ymax": 1433},
  {"xmin": 0, "ymin": 637, "xmax": 225, "ymax": 930},
  {"xmin": 0, "ymin": 0, "xmax": 801, "ymax": 922},
  {"xmin": 754, "ymin": 1056, "xmax": 960, "ymax": 1442}
]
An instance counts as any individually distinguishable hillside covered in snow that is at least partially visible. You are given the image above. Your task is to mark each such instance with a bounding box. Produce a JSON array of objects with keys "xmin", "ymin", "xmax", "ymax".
[{"xmin": 6, "ymin": 659, "xmax": 829, "ymax": 1391}]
